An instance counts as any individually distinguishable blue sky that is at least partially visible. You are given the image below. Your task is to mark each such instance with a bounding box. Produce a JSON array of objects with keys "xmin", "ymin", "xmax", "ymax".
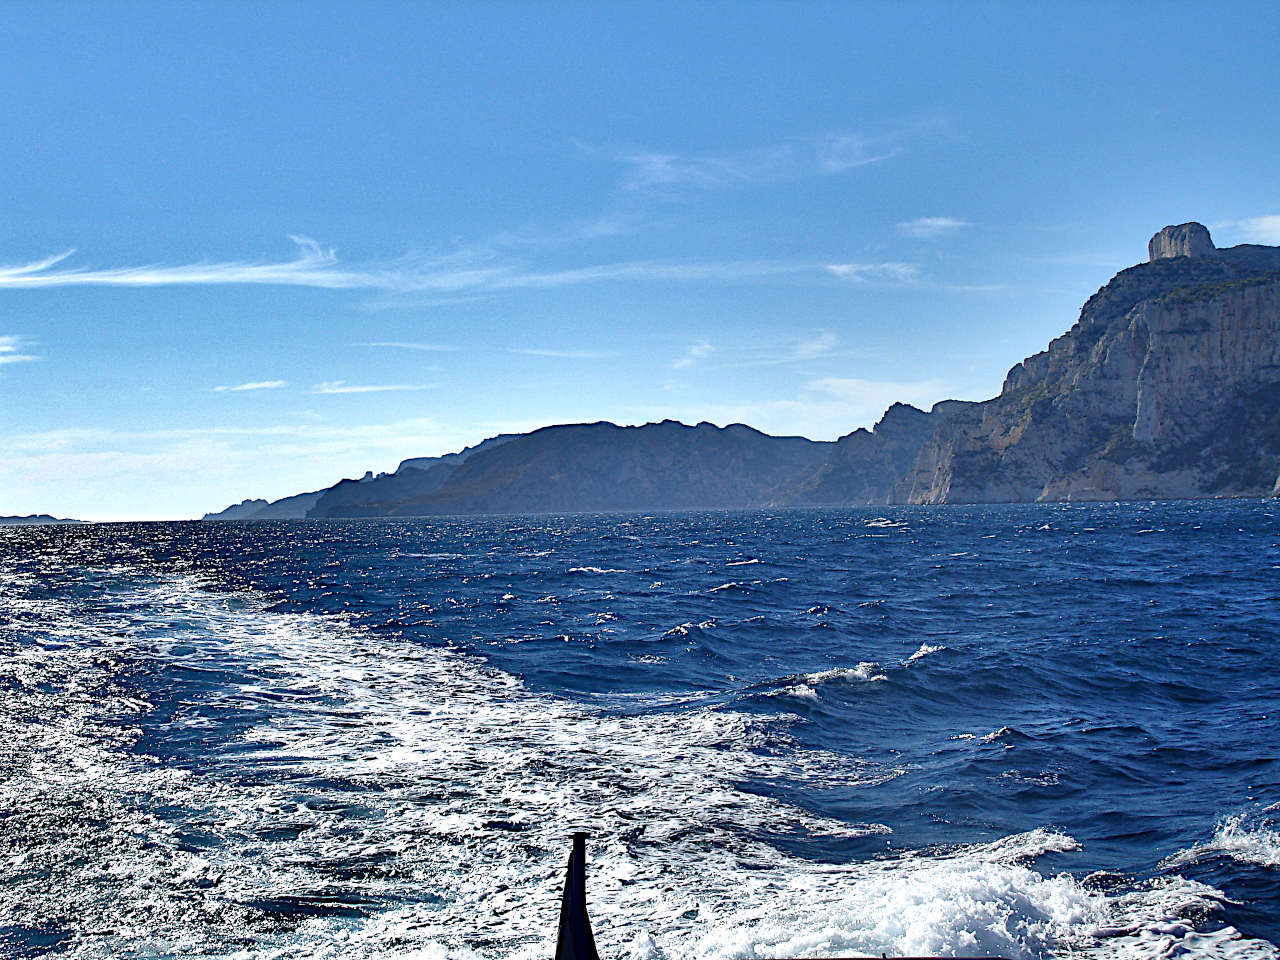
[{"xmin": 2, "ymin": 1, "xmax": 1278, "ymax": 520}]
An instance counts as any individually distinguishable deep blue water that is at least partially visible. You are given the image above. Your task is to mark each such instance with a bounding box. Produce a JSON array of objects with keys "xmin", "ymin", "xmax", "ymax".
[{"xmin": 1, "ymin": 501, "xmax": 1278, "ymax": 959}]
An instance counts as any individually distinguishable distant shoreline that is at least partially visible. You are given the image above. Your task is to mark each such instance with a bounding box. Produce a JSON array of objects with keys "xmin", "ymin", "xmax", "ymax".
[{"xmin": 12, "ymin": 495, "xmax": 1277, "ymax": 526}]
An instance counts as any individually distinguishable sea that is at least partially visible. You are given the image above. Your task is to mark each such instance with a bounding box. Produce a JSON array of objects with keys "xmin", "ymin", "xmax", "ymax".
[{"xmin": 1, "ymin": 501, "xmax": 1278, "ymax": 960}]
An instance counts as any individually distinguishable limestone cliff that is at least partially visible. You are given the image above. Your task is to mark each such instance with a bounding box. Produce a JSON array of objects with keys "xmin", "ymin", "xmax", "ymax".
[{"xmin": 899, "ymin": 223, "xmax": 1280, "ymax": 502}]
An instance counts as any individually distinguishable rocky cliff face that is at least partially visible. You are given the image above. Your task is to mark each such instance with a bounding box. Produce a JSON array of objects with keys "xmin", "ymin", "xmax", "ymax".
[
  {"xmin": 788, "ymin": 403, "xmax": 940, "ymax": 504},
  {"xmin": 201, "ymin": 499, "xmax": 271, "ymax": 521},
  {"xmin": 898, "ymin": 224, "xmax": 1280, "ymax": 502}
]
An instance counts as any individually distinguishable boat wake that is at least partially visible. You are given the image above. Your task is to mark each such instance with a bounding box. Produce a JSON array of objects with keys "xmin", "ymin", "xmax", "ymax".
[{"xmin": 0, "ymin": 565, "xmax": 1274, "ymax": 959}]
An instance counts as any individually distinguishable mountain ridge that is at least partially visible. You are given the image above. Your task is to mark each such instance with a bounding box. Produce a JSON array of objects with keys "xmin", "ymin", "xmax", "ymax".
[
  {"xmin": 0, "ymin": 514, "xmax": 85, "ymax": 526},
  {"xmin": 202, "ymin": 222, "xmax": 1280, "ymax": 519}
]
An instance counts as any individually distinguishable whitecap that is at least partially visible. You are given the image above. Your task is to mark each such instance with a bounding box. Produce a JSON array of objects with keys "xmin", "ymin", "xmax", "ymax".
[
  {"xmin": 906, "ymin": 642, "xmax": 945, "ymax": 663},
  {"xmin": 804, "ymin": 662, "xmax": 887, "ymax": 685},
  {"xmin": 1162, "ymin": 810, "xmax": 1280, "ymax": 870}
]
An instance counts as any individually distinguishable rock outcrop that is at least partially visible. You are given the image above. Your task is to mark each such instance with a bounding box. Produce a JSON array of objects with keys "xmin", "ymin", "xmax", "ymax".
[{"xmin": 1148, "ymin": 222, "xmax": 1216, "ymax": 261}]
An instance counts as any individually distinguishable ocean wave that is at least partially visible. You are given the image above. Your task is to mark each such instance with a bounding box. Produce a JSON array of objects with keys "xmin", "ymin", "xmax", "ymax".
[
  {"xmin": 1162, "ymin": 809, "xmax": 1280, "ymax": 870},
  {"xmin": 805, "ymin": 662, "xmax": 887, "ymax": 685},
  {"xmin": 766, "ymin": 663, "xmax": 887, "ymax": 702},
  {"xmin": 568, "ymin": 566, "xmax": 627, "ymax": 574},
  {"xmin": 661, "ymin": 619, "xmax": 716, "ymax": 639}
]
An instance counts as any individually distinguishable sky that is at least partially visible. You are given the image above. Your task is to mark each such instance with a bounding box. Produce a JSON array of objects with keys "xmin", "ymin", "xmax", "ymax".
[{"xmin": 2, "ymin": 1, "xmax": 1279, "ymax": 521}]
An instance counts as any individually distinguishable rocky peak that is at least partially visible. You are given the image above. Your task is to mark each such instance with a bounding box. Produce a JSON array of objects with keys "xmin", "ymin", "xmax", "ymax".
[
  {"xmin": 873, "ymin": 402, "xmax": 930, "ymax": 436},
  {"xmin": 1148, "ymin": 222, "xmax": 1216, "ymax": 261}
]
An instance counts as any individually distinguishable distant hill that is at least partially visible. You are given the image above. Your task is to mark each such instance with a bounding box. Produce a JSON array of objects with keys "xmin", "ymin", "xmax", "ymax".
[
  {"xmin": 317, "ymin": 421, "xmax": 832, "ymax": 517},
  {"xmin": 308, "ymin": 434, "xmax": 519, "ymax": 518},
  {"xmin": 0, "ymin": 514, "xmax": 84, "ymax": 525},
  {"xmin": 202, "ymin": 489, "xmax": 325, "ymax": 521},
  {"xmin": 202, "ymin": 222, "xmax": 1280, "ymax": 518}
]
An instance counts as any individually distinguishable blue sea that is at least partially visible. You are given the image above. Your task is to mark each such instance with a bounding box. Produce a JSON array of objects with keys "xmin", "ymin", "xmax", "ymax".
[{"xmin": 2, "ymin": 501, "xmax": 1278, "ymax": 959}]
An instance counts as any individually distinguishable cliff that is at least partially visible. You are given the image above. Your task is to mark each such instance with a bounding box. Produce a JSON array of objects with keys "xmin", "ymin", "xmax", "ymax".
[{"xmin": 897, "ymin": 224, "xmax": 1280, "ymax": 502}]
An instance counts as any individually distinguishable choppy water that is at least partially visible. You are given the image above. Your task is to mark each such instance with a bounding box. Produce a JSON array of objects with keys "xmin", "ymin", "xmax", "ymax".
[{"xmin": 2, "ymin": 502, "xmax": 1278, "ymax": 959}]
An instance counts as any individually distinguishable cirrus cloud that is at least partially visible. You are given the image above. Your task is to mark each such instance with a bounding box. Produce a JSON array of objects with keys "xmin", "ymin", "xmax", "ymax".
[
  {"xmin": 213, "ymin": 380, "xmax": 288, "ymax": 393},
  {"xmin": 0, "ymin": 334, "xmax": 39, "ymax": 365},
  {"xmin": 897, "ymin": 216, "xmax": 969, "ymax": 239},
  {"xmin": 312, "ymin": 380, "xmax": 435, "ymax": 395},
  {"xmin": 825, "ymin": 262, "xmax": 920, "ymax": 283}
]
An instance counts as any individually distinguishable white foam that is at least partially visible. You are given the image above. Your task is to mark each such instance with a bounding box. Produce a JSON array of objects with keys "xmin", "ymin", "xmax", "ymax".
[
  {"xmin": 906, "ymin": 643, "xmax": 946, "ymax": 663},
  {"xmin": 766, "ymin": 664, "xmax": 886, "ymax": 705},
  {"xmin": 805, "ymin": 662, "xmax": 887, "ymax": 685},
  {"xmin": 1084, "ymin": 876, "xmax": 1279, "ymax": 960},
  {"xmin": 1162, "ymin": 810, "xmax": 1280, "ymax": 870}
]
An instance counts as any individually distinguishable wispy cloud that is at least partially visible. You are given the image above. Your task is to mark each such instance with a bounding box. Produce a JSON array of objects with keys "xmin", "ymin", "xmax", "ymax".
[
  {"xmin": 791, "ymin": 330, "xmax": 838, "ymax": 361},
  {"xmin": 620, "ymin": 144, "xmax": 798, "ymax": 192},
  {"xmin": 671, "ymin": 340, "xmax": 716, "ymax": 369},
  {"xmin": 213, "ymin": 380, "xmax": 288, "ymax": 393},
  {"xmin": 360, "ymin": 341, "xmax": 459, "ymax": 352},
  {"xmin": 0, "ymin": 237, "xmax": 510, "ymax": 293},
  {"xmin": 359, "ymin": 342, "xmax": 612, "ymax": 360},
  {"xmin": 693, "ymin": 330, "xmax": 845, "ymax": 371},
  {"xmin": 312, "ymin": 380, "xmax": 434, "ymax": 395},
  {"xmin": 617, "ymin": 131, "xmax": 902, "ymax": 194},
  {"xmin": 612, "ymin": 121, "xmax": 933, "ymax": 194},
  {"xmin": 814, "ymin": 132, "xmax": 902, "ymax": 173},
  {"xmin": 0, "ymin": 239, "xmax": 860, "ymax": 297},
  {"xmin": 825, "ymin": 262, "xmax": 920, "ymax": 283},
  {"xmin": 1234, "ymin": 215, "xmax": 1280, "ymax": 245},
  {"xmin": 494, "ymin": 259, "xmax": 812, "ymax": 288},
  {"xmin": 508, "ymin": 347, "xmax": 614, "ymax": 360},
  {"xmin": 898, "ymin": 216, "xmax": 969, "ymax": 239},
  {"xmin": 0, "ymin": 334, "xmax": 39, "ymax": 365},
  {"xmin": 808, "ymin": 376, "xmax": 949, "ymax": 408}
]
